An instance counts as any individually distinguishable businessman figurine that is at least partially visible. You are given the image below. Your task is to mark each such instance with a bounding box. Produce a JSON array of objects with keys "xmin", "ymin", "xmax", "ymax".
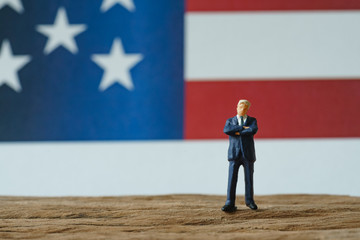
[{"xmin": 222, "ymin": 99, "xmax": 258, "ymax": 212}]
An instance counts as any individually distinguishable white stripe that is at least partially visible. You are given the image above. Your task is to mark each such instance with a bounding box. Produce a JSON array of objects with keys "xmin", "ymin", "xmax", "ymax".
[
  {"xmin": 1, "ymin": 139, "xmax": 359, "ymax": 196},
  {"xmin": 186, "ymin": 11, "xmax": 360, "ymax": 80}
]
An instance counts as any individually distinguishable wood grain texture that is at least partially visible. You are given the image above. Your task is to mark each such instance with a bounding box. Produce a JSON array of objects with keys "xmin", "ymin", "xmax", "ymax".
[{"xmin": 1, "ymin": 194, "xmax": 359, "ymax": 239}]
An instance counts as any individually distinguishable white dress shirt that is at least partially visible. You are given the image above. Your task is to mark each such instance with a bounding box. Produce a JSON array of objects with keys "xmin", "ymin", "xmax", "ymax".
[{"xmin": 237, "ymin": 115, "xmax": 247, "ymax": 126}]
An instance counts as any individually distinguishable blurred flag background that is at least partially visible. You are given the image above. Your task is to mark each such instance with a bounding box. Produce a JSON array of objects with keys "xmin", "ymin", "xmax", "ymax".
[{"xmin": 0, "ymin": 0, "xmax": 359, "ymax": 196}]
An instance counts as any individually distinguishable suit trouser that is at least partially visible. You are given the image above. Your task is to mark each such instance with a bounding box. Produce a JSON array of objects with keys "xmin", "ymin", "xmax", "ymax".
[{"xmin": 225, "ymin": 158, "xmax": 254, "ymax": 206}]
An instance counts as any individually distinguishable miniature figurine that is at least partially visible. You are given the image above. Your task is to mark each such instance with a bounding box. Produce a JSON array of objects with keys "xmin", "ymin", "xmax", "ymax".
[{"xmin": 221, "ymin": 99, "xmax": 258, "ymax": 212}]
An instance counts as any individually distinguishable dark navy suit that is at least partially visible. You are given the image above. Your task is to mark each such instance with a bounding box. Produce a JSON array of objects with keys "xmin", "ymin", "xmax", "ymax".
[{"xmin": 224, "ymin": 115, "xmax": 258, "ymax": 206}]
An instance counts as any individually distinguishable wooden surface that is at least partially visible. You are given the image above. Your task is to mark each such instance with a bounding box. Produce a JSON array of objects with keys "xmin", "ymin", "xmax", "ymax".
[{"xmin": 1, "ymin": 194, "xmax": 360, "ymax": 239}]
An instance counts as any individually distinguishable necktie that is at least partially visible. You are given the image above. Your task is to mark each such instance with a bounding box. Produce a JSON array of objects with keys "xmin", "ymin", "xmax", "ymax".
[{"xmin": 240, "ymin": 116, "xmax": 244, "ymax": 126}]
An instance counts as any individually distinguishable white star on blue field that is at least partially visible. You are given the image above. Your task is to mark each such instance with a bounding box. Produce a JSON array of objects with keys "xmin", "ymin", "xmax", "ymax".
[{"xmin": 0, "ymin": 0, "xmax": 184, "ymax": 141}]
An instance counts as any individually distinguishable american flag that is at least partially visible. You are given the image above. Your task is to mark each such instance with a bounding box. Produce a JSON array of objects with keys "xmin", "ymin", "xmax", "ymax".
[
  {"xmin": 1, "ymin": 0, "xmax": 360, "ymax": 141},
  {"xmin": 0, "ymin": 0, "xmax": 359, "ymax": 196}
]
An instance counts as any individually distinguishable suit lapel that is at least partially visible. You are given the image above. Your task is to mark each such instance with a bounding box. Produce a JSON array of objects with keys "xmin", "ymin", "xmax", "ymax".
[
  {"xmin": 244, "ymin": 116, "xmax": 250, "ymax": 126},
  {"xmin": 244, "ymin": 115, "xmax": 251, "ymax": 126},
  {"xmin": 232, "ymin": 116, "xmax": 238, "ymax": 125}
]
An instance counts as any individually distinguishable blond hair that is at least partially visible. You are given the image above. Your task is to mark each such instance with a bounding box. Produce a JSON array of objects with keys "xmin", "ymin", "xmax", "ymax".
[{"xmin": 237, "ymin": 99, "xmax": 251, "ymax": 108}]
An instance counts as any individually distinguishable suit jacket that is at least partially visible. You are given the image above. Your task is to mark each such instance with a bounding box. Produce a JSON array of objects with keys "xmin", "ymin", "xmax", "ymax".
[{"xmin": 224, "ymin": 115, "xmax": 258, "ymax": 162}]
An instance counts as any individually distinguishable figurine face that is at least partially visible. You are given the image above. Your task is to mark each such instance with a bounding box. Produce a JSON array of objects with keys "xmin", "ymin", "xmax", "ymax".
[{"xmin": 237, "ymin": 103, "xmax": 249, "ymax": 116}]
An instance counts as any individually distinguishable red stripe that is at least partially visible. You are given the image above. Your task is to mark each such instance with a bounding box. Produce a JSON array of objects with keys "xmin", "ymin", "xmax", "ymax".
[
  {"xmin": 184, "ymin": 80, "xmax": 360, "ymax": 139},
  {"xmin": 186, "ymin": 0, "xmax": 360, "ymax": 12}
]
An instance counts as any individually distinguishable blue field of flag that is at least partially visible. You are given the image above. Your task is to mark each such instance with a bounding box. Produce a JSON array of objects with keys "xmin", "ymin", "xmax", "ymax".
[{"xmin": 0, "ymin": 0, "xmax": 184, "ymax": 141}]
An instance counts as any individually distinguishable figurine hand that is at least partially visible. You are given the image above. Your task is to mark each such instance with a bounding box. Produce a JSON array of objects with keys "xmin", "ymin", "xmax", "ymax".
[
  {"xmin": 243, "ymin": 126, "xmax": 249, "ymax": 129},
  {"xmin": 235, "ymin": 132, "xmax": 240, "ymax": 135}
]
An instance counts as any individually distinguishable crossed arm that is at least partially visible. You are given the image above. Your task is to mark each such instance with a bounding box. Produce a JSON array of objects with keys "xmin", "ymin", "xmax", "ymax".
[
  {"xmin": 235, "ymin": 126, "xmax": 249, "ymax": 135},
  {"xmin": 223, "ymin": 118, "xmax": 258, "ymax": 136}
]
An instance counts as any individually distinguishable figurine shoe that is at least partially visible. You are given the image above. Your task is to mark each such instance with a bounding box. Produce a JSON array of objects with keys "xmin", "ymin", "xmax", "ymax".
[
  {"xmin": 246, "ymin": 202, "xmax": 258, "ymax": 210},
  {"xmin": 221, "ymin": 205, "xmax": 237, "ymax": 212}
]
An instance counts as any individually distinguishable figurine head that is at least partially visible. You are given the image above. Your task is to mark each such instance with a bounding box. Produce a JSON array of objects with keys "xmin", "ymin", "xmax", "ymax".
[{"xmin": 237, "ymin": 99, "xmax": 251, "ymax": 116}]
